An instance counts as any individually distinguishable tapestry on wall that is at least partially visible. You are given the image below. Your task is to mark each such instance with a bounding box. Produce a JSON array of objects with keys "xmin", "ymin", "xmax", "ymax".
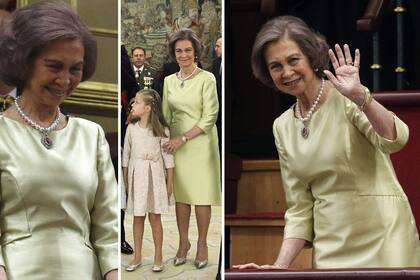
[{"xmin": 122, "ymin": 0, "xmax": 221, "ymax": 72}]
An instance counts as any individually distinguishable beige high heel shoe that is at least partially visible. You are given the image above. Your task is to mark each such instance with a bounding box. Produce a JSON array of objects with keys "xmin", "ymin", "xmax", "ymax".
[
  {"xmin": 194, "ymin": 244, "xmax": 208, "ymax": 269},
  {"xmin": 173, "ymin": 241, "xmax": 191, "ymax": 266}
]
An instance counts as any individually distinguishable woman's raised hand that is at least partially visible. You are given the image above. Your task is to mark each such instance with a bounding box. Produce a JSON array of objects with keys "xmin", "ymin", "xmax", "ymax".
[{"xmin": 323, "ymin": 44, "xmax": 365, "ymax": 105}]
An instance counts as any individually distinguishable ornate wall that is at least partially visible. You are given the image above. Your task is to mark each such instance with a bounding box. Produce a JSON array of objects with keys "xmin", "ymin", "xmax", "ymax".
[{"xmin": 122, "ymin": 0, "xmax": 221, "ymax": 71}]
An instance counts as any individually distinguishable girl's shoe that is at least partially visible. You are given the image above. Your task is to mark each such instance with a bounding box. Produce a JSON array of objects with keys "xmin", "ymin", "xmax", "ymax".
[
  {"xmin": 173, "ymin": 241, "xmax": 191, "ymax": 266},
  {"xmin": 152, "ymin": 264, "xmax": 164, "ymax": 272},
  {"xmin": 125, "ymin": 262, "xmax": 142, "ymax": 272}
]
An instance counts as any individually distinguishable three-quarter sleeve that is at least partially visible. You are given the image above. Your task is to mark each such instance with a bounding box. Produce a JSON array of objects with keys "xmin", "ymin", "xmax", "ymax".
[
  {"xmin": 90, "ymin": 125, "xmax": 118, "ymax": 277},
  {"xmin": 122, "ymin": 124, "xmax": 132, "ymax": 168},
  {"xmin": 161, "ymin": 128, "xmax": 174, "ymax": 169},
  {"xmin": 196, "ymin": 74, "xmax": 219, "ymax": 134},
  {"xmin": 162, "ymin": 77, "xmax": 172, "ymax": 126},
  {"xmin": 273, "ymin": 119, "xmax": 314, "ymax": 245},
  {"xmin": 344, "ymin": 97, "xmax": 409, "ymax": 154}
]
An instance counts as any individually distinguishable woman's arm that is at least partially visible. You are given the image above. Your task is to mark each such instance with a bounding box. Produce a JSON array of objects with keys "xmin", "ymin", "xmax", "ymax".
[
  {"xmin": 272, "ymin": 238, "xmax": 306, "ymax": 268},
  {"xmin": 90, "ymin": 125, "xmax": 118, "ymax": 277},
  {"xmin": 162, "ymin": 126, "xmax": 204, "ymax": 154},
  {"xmin": 324, "ymin": 44, "xmax": 396, "ymax": 140},
  {"xmin": 163, "ymin": 73, "xmax": 218, "ymax": 154},
  {"xmin": 359, "ymin": 96, "xmax": 396, "ymax": 140}
]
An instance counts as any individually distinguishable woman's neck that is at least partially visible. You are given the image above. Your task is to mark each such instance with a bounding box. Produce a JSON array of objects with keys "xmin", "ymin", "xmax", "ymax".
[
  {"xmin": 18, "ymin": 93, "xmax": 59, "ymax": 126},
  {"xmin": 179, "ymin": 64, "xmax": 197, "ymax": 78},
  {"xmin": 298, "ymin": 78, "xmax": 326, "ymax": 112}
]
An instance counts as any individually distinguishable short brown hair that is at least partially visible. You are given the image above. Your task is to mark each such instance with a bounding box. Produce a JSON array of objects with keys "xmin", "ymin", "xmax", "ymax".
[
  {"xmin": 167, "ymin": 28, "xmax": 202, "ymax": 63},
  {"xmin": 0, "ymin": 0, "xmax": 97, "ymax": 88},
  {"xmin": 251, "ymin": 15, "xmax": 330, "ymax": 89}
]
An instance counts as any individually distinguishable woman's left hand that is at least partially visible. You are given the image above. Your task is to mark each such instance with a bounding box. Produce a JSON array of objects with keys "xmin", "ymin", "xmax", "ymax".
[
  {"xmin": 162, "ymin": 136, "xmax": 184, "ymax": 154},
  {"xmin": 323, "ymin": 44, "xmax": 365, "ymax": 105},
  {"xmin": 104, "ymin": 269, "xmax": 117, "ymax": 280}
]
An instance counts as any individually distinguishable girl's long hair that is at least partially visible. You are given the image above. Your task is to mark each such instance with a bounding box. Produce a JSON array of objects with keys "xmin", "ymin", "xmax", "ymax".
[{"xmin": 136, "ymin": 89, "xmax": 169, "ymax": 137}]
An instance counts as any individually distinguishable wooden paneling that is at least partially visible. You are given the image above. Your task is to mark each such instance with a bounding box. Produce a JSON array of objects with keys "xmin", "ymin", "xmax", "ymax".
[
  {"xmin": 228, "ymin": 159, "xmax": 313, "ymax": 268},
  {"xmin": 236, "ymin": 160, "xmax": 286, "ymax": 214},
  {"xmin": 227, "ymin": 216, "xmax": 312, "ymax": 268}
]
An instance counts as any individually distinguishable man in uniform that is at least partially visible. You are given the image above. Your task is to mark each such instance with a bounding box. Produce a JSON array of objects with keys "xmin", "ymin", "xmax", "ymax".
[{"xmin": 131, "ymin": 47, "xmax": 156, "ymax": 93}]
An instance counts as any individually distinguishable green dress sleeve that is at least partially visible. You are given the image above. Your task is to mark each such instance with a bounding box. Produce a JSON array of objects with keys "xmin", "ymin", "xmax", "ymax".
[
  {"xmin": 196, "ymin": 74, "xmax": 219, "ymax": 134},
  {"xmin": 90, "ymin": 125, "xmax": 118, "ymax": 277},
  {"xmin": 344, "ymin": 96, "xmax": 409, "ymax": 154},
  {"xmin": 273, "ymin": 118, "xmax": 314, "ymax": 245}
]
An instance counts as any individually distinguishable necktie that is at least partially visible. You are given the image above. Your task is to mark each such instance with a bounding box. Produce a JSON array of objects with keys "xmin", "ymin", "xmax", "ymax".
[
  {"xmin": 136, "ymin": 70, "xmax": 142, "ymax": 84},
  {"xmin": 0, "ymin": 95, "xmax": 15, "ymax": 112}
]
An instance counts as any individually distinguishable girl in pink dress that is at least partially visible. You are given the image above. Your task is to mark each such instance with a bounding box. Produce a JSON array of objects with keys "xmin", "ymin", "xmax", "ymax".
[{"xmin": 122, "ymin": 89, "xmax": 174, "ymax": 272}]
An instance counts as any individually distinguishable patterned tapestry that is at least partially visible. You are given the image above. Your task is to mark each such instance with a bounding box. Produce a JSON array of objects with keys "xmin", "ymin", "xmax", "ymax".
[{"xmin": 122, "ymin": 0, "xmax": 221, "ymax": 72}]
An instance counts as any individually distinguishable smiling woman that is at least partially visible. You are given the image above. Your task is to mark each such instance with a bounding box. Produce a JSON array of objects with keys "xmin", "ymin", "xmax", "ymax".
[
  {"xmin": 234, "ymin": 15, "xmax": 420, "ymax": 270},
  {"xmin": 0, "ymin": 1, "xmax": 117, "ymax": 280}
]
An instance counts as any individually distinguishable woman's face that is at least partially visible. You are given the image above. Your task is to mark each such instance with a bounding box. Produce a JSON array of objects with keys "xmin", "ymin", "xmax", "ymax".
[
  {"xmin": 264, "ymin": 38, "xmax": 317, "ymax": 96},
  {"xmin": 175, "ymin": 39, "xmax": 195, "ymax": 69},
  {"xmin": 25, "ymin": 38, "xmax": 84, "ymax": 107}
]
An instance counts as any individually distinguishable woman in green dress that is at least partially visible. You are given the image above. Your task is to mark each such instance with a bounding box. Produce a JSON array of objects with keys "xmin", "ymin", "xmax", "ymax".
[
  {"xmin": 0, "ymin": 2, "xmax": 117, "ymax": 279},
  {"xmin": 162, "ymin": 28, "xmax": 221, "ymax": 269},
  {"xmin": 235, "ymin": 15, "xmax": 420, "ymax": 269}
]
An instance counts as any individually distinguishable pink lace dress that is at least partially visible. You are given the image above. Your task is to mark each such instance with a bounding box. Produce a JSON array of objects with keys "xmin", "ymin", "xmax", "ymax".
[{"xmin": 122, "ymin": 123, "xmax": 174, "ymax": 216}]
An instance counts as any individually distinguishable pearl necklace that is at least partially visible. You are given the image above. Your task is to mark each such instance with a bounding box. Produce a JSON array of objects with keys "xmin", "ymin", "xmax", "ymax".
[
  {"xmin": 176, "ymin": 65, "xmax": 198, "ymax": 88},
  {"xmin": 295, "ymin": 78, "xmax": 325, "ymax": 139},
  {"xmin": 15, "ymin": 96, "xmax": 61, "ymax": 149}
]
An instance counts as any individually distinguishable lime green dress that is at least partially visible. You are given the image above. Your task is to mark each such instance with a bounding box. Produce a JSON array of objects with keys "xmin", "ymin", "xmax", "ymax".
[
  {"xmin": 163, "ymin": 70, "xmax": 221, "ymax": 205},
  {"xmin": 0, "ymin": 116, "xmax": 118, "ymax": 279},
  {"xmin": 273, "ymin": 89, "xmax": 420, "ymax": 268}
]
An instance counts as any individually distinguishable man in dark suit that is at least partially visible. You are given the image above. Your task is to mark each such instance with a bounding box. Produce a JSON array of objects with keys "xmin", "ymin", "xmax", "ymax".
[{"xmin": 131, "ymin": 47, "xmax": 156, "ymax": 92}]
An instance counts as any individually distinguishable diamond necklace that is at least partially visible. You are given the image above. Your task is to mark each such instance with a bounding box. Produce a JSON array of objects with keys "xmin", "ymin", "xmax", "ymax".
[
  {"xmin": 14, "ymin": 96, "xmax": 61, "ymax": 149},
  {"xmin": 295, "ymin": 78, "xmax": 325, "ymax": 139},
  {"xmin": 176, "ymin": 65, "xmax": 198, "ymax": 88}
]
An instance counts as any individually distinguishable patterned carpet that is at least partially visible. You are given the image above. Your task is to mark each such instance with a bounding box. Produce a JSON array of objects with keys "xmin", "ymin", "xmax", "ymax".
[{"xmin": 121, "ymin": 206, "xmax": 221, "ymax": 280}]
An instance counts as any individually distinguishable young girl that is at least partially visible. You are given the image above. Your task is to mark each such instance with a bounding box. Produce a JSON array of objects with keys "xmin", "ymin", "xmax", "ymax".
[{"xmin": 122, "ymin": 89, "xmax": 174, "ymax": 272}]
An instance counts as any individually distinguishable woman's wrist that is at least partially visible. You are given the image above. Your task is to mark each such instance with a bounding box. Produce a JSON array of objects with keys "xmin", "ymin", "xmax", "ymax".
[
  {"xmin": 181, "ymin": 134, "xmax": 189, "ymax": 143},
  {"xmin": 352, "ymin": 85, "xmax": 366, "ymax": 106},
  {"xmin": 358, "ymin": 86, "xmax": 373, "ymax": 111},
  {"xmin": 273, "ymin": 262, "xmax": 289, "ymax": 269}
]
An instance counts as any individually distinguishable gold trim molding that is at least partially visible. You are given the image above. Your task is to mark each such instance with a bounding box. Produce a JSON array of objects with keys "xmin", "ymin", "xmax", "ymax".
[
  {"xmin": 89, "ymin": 27, "xmax": 118, "ymax": 38},
  {"xmin": 64, "ymin": 81, "xmax": 118, "ymax": 111},
  {"xmin": 16, "ymin": 0, "xmax": 27, "ymax": 8}
]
